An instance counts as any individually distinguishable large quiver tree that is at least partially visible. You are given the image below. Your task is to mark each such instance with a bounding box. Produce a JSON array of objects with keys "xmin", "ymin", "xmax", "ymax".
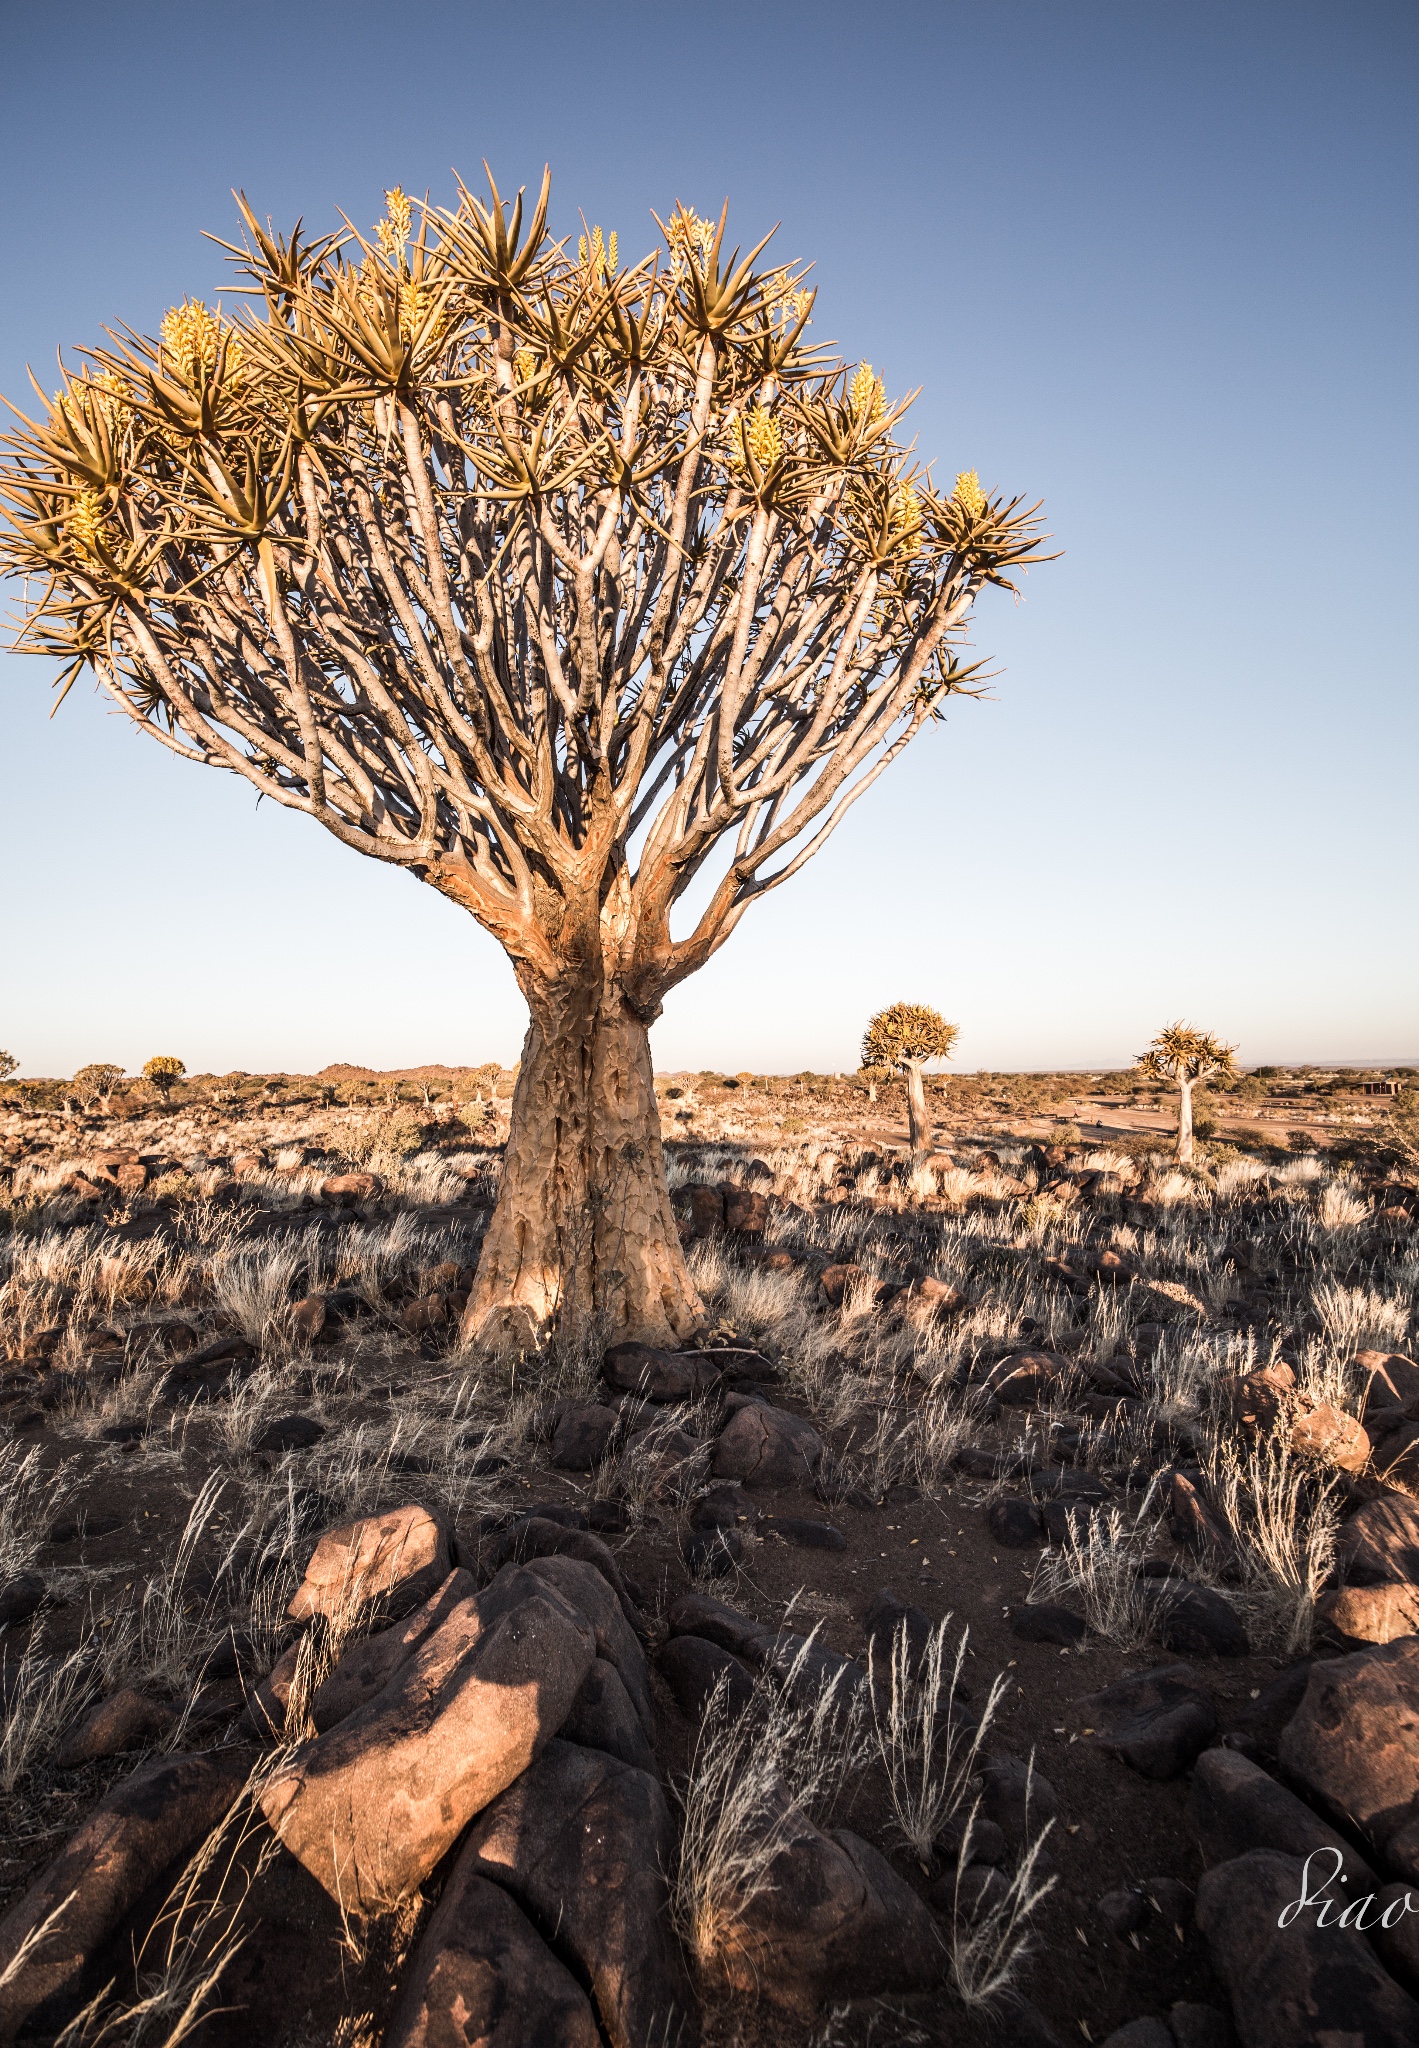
[
  {"xmin": 0, "ymin": 175, "xmax": 1048, "ymax": 1347},
  {"xmin": 861, "ymin": 1002, "xmax": 959, "ymax": 1160},
  {"xmin": 1136, "ymin": 1022, "xmax": 1237, "ymax": 1166}
]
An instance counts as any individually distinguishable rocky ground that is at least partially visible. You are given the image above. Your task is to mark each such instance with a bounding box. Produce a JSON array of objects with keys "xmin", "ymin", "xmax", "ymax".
[{"xmin": 0, "ymin": 1074, "xmax": 1416, "ymax": 2047}]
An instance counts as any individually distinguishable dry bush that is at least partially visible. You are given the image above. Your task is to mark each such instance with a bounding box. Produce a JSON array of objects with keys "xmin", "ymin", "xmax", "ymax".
[
  {"xmin": 1201, "ymin": 1427, "xmax": 1340, "ymax": 1655},
  {"xmin": 1030, "ymin": 1506, "xmax": 1182, "ymax": 1651},
  {"xmin": 1311, "ymin": 1280, "xmax": 1411, "ymax": 1357},
  {"xmin": 869, "ymin": 1616, "xmax": 1005, "ymax": 1867},
  {"xmin": 945, "ymin": 1804, "xmax": 1056, "ymax": 2011}
]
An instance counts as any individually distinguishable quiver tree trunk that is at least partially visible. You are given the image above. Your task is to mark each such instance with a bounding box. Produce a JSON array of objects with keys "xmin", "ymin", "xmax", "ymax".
[
  {"xmin": 463, "ymin": 978, "xmax": 704, "ymax": 1351},
  {"xmin": 1175, "ymin": 1080, "xmax": 1195, "ymax": 1166},
  {"xmin": 903, "ymin": 1059, "xmax": 931, "ymax": 1161}
]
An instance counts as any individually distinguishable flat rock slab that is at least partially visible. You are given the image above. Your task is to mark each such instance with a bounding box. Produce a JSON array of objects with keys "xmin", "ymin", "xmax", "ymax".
[
  {"xmin": 0, "ymin": 1748, "xmax": 253, "ymax": 2043},
  {"xmin": 1278, "ymin": 1637, "xmax": 1419, "ymax": 1879},
  {"xmin": 1196, "ymin": 1847, "xmax": 1419, "ymax": 2047},
  {"xmin": 384, "ymin": 1856, "xmax": 600, "ymax": 2048},
  {"xmin": 462, "ymin": 1738, "xmax": 697, "ymax": 2048},
  {"xmin": 260, "ymin": 1584, "xmax": 595, "ymax": 1912},
  {"xmin": 289, "ymin": 1501, "xmax": 451, "ymax": 1622}
]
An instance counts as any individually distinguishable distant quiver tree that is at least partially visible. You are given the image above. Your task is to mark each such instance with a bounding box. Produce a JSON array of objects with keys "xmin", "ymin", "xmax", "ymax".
[
  {"xmin": 73, "ymin": 1063, "xmax": 124, "ymax": 1112},
  {"xmin": 861, "ymin": 1002, "xmax": 959, "ymax": 1161},
  {"xmin": 1136, "ymin": 1022, "xmax": 1237, "ymax": 1167},
  {"xmin": 142, "ymin": 1054, "xmax": 186, "ymax": 1101},
  {"xmin": 0, "ymin": 174, "xmax": 1049, "ymax": 1346}
]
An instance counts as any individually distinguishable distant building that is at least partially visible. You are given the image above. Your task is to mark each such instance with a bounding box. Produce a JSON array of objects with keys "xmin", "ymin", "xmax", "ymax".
[{"xmin": 1362, "ymin": 1080, "xmax": 1400, "ymax": 1096}]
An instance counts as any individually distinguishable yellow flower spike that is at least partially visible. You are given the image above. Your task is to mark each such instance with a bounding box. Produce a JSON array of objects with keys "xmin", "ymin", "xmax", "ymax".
[
  {"xmin": 160, "ymin": 299, "xmax": 226, "ymax": 380},
  {"xmin": 67, "ymin": 488, "xmax": 107, "ymax": 554},
  {"xmin": 666, "ymin": 205, "xmax": 715, "ymax": 277},
  {"xmin": 952, "ymin": 470, "xmax": 987, "ymax": 519},
  {"xmin": 744, "ymin": 404, "xmax": 782, "ymax": 473},
  {"xmin": 377, "ymin": 187, "xmax": 412, "ymax": 262},
  {"xmin": 513, "ymin": 348, "xmax": 538, "ymax": 386},
  {"xmin": 891, "ymin": 481, "xmax": 921, "ymax": 539},
  {"xmin": 849, "ymin": 362, "xmax": 884, "ymax": 419}
]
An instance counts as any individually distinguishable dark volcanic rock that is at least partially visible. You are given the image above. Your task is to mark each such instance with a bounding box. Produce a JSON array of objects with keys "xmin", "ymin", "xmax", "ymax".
[
  {"xmin": 1143, "ymin": 1580, "xmax": 1249, "ymax": 1658},
  {"xmin": 1278, "ymin": 1638, "xmax": 1419, "ymax": 1879},
  {"xmin": 1189, "ymin": 1746, "xmax": 1377, "ymax": 1889},
  {"xmin": 658, "ymin": 1633, "xmax": 757, "ymax": 1722},
  {"xmin": 1011, "ymin": 1601, "xmax": 1086, "ymax": 1646},
  {"xmin": 1196, "ymin": 1848, "xmax": 1419, "ymax": 2047},
  {"xmin": 1076, "ymin": 1663, "xmax": 1216, "ymax": 1780},
  {"xmin": 987, "ymin": 1496, "xmax": 1044, "ymax": 1546},
  {"xmin": 713, "ymin": 1401, "xmax": 823, "ymax": 1487}
]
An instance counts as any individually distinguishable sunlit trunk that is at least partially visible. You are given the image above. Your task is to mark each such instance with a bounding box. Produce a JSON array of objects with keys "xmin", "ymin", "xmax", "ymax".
[
  {"xmin": 904, "ymin": 1058, "xmax": 931, "ymax": 1160},
  {"xmin": 1176, "ymin": 1078, "xmax": 1195, "ymax": 1165},
  {"xmin": 463, "ymin": 976, "xmax": 704, "ymax": 1350}
]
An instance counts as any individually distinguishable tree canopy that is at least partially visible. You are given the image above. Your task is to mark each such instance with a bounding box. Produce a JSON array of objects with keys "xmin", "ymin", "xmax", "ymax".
[
  {"xmin": 862, "ymin": 1002, "xmax": 959, "ymax": 1071},
  {"xmin": 1135, "ymin": 1023, "xmax": 1237, "ymax": 1088}
]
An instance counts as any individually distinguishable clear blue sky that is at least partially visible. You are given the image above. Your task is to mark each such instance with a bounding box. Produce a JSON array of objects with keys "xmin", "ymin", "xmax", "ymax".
[{"xmin": 2, "ymin": 1, "xmax": 1414, "ymax": 1078}]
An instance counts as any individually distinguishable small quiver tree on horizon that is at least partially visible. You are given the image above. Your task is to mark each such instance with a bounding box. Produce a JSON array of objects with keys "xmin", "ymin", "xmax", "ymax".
[
  {"xmin": 142, "ymin": 1054, "xmax": 186, "ymax": 1103},
  {"xmin": 1136, "ymin": 1022, "xmax": 1237, "ymax": 1167},
  {"xmin": 861, "ymin": 1002, "xmax": 959, "ymax": 1162},
  {"xmin": 0, "ymin": 174, "xmax": 1048, "ymax": 1348},
  {"xmin": 72, "ymin": 1062, "xmax": 125, "ymax": 1113}
]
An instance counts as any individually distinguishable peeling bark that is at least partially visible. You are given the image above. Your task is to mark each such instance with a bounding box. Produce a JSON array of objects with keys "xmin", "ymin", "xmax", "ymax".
[{"xmin": 465, "ymin": 980, "xmax": 704, "ymax": 1350}]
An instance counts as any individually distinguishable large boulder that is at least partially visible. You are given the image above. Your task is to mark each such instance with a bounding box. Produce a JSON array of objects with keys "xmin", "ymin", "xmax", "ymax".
[
  {"xmin": 384, "ymin": 1854, "xmax": 601, "ymax": 2048},
  {"xmin": 712, "ymin": 1402, "xmax": 822, "ymax": 1487},
  {"xmin": 1195, "ymin": 1848, "xmax": 1419, "ymax": 2046},
  {"xmin": 260, "ymin": 1580, "xmax": 596, "ymax": 1911},
  {"xmin": 1278, "ymin": 1639, "xmax": 1419, "ymax": 1879},
  {"xmin": 482, "ymin": 1518, "xmax": 643, "ymax": 1637},
  {"xmin": 658, "ymin": 1634, "xmax": 757, "ymax": 1721},
  {"xmin": 710, "ymin": 1788, "xmax": 944, "ymax": 2016},
  {"xmin": 0, "ymin": 1750, "xmax": 253, "ymax": 2043},
  {"xmin": 461, "ymin": 1739, "xmax": 697, "ymax": 2048},
  {"xmin": 288, "ymin": 1502, "xmax": 451, "ymax": 1623},
  {"xmin": 309, "ymin": 1568, "xmax": 478, "ymax": 1732},
  {"xmin": 1290, "ymin": 1402, "xmax": 1369, "ymax": 1474},
  {"xmin": 546, "ymin": 1400, "xmax": 619, "ymax": 1472},
  {"xmin": 1188, "ymin": 1746, "xmax": 1377, "ymax": 1890},
  {"xmin": 561, "ymin": 1658, "xmax": 657, "ymax": 1775},
  {"xmin": 1076, "ymin": 1663, "xmax": 1216, "ymax": 1780},
  {"xmin": 517, "ymin": 1554, "xmax": 653, "ymax": 1736}
]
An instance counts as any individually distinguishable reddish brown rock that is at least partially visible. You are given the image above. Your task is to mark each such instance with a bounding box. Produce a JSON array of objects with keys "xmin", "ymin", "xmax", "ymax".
[
  {"xmin": 290, "ymin": 1293, "xmax": 326, "ymax": 1343},
  {"xmin": 461, "ymin": 1739, "xmax": 697, "ymax": 2048},
  {"xmin": 309, "ymin": 1569, "xmax": 479, "ymax": 1732},
  {"xmin": 57, "ymin": 1688, "xmax": 178, "ymax": 1768},
  {"xmin": 288, "ymin": 1501, "xmax": 451, "ymax": 1623},
  {"xmin": 819, "ymin": 1262, "xmax": 881, "ymax": 1308},
  {"xmin": 402, "ymin": 1292, "xmax": 449, "ymax": 1335},
  {"xmin": 710, "ymin": 1787, "xmax": 944, "ymax": 2016},
  {"xmin": 723, "ymin": 1185, "xmax": 770, "ymax": 1234},
  {"xmin": 384, "ymin": 1853, "xmax": 601, "ymax": 2048},
  {"xmin": 0, "ymin": 1749, "xmax": 253, "ymax": 2043},
  {"xmin": 1278, "ymin": 1638, "xmax": 1419, "ymax": 1878},
  {"xmin": 686, "ymin": 1185, "xmax": 725, "ymax": 1236},
  {"xmin": 1358, "ymin": 1351, "xmax": 1419, "ymax": 1413},
  {"xmin": 1317, "ymin": 1582, "xmax": 1419, "ymax": 1646},
  {"xmin": 1337, "ymin": 1493, "xmax": 1419, "ymax": 1585},
  {"xmin": 982, "ymin": 1349, "xmax": 1075, "ymax": 1406},
  {"xmin": 320, "ymin": 1170, "xmax": 383, "ymax": 1204},
  {"xmin": 260, "ymin": 1587, "xmax": 595, "ymax": 1911},
  {"xmin": 1290, "ymin": 1401, "xmax": 1369, "ymax": 1473}
]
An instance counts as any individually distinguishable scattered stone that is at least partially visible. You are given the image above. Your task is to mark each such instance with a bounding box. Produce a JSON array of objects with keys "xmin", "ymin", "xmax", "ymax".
[
  {"xmin": 1358, "ymin": 1351, "xmax": 1419, "ymax": 1413},
  {"xmin": 1143, "ymin": 1581, "xmax": 1249, "ymax": 1658},
  {"xmin": 1337, "ymin": 1493, "xmax": 1419, "ymax": 1586},
  {"xmin": 586, "ymin": 1497, "xmax": 632, "ymax": 1535},
  {"xmin": 291, "ymin": 1294, "xmax": 327, "ymax": 1342},
  {"xmin": 723, "ymin": 1185, "xmax": 769, "ymax": 1234},
  {"xmin": 819, "ymin": 1262, "xmax": 879, "ymax": 1308},
  {"xmin": 1290, "ymin": 1401, "xmax": 1369, "ymax": 1473},
  {"xmin": 1041, "ymin": 1499, "xmax": 1096, "ymax": 1546},
  {"xmin": 383, "ymin": 1853, "xmax": 601, "ymax": 2048},
  {"xmin": 1166, "ymin": 2005, "xmax": 1235, "ymax": 2048},
  {"xmin": 548, "ymin": 1400, "xmax": 619, "ymax": 1471},
  {"xmin": 975, "ymin": 1753, "xmax": 1059, "ymax": 1845},
  {"xmin": 461, "ymin": 1739, "xmax": 697, "ymax": 2048},
  {"xmin": 0, "ymin": 1749, "xmax": 253, "ymax": 2043},
  {"xmin": 1188, "ymin": 1746, "xmax": 1377, "ymax": 1890},
  {"xmin": 713, "ymin": 1401, "xmax": 822, "ymax": 1487},
  {"xmin": 1167, "ymin": 1469, "xmax": 1235, "ymax": 1560},
  {"xmin": 253, "ymin": 1413, "xmax": 325, "ymax": 1454},
  {"xmin": 771, "ymin": 1516, "xmax": 846, "ymax": 1550},
  {"xmin": 1098, "ymin": 2020, "xmax": 1173, "ymax": 2048},
  {"xmin": 930, "ymin": 1860, "xmax": 1009, "ymax": 1920},
  {"xmin": 1195, "ymin": 1848, "xmax": 1419, "ymax": 2048},
  {"xmin": 682, "ymin": 1526, "xmax": 742, "ymax": 1577},
  {"xmin": 935, "ymin": 1812, "xmax": 1009, "ymax": 1867},
  {"xmin": 57, "ymin": 1688, "xmax": 178, "ymax": 1768},
  {"xmin": 1077, "ymin": 1663, "xmax": 1217, "ymax": 1780},
  {"xmin": 601, "ymin": 1341, "xmax": 722, "ymax": 1402},
  {"xmin": 1318, "ymin": 1581, "xmax": 1419, "ymax": 1645},
  {"xmin": 259, "ymin": 1579, "xmax": 596, "ymax": 1911},
  {"xmin": 658, "ymin": 1633, "xmax": 757, "ymax": 1721},
  {"xmin": 983, "ymin": 1349, "xmax": 1076, "ymax": 1405},
  {"xmin": 1011, "ymin": 1601, "xmax": 1086, "ymax": 1646},
  {"xmin": 987, "ymin": 1497, "xmax": 1044, "ymax": 1546},
  {"xmin": 321, "ymin": 1171, "xmax": 383, "ymax": 1204},
  {"xmin": 686, "ymin": 1185, "xmax": 725, "ymax": 1236},
  {"xmin": 864, "ymin": 1588, "xmax": 936, "ymax": 1672},
  {"xmin": 1278, "ymin": 1638, "xmax": 1419, "ymax": 1879},
  {"xmin": 1097, "ymin": 1886, "xmax": 1148, "ymax": 1938},
  {"xmin": 0, "ymin": 1572, "xmax": 45, "ymax": 1627}
]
